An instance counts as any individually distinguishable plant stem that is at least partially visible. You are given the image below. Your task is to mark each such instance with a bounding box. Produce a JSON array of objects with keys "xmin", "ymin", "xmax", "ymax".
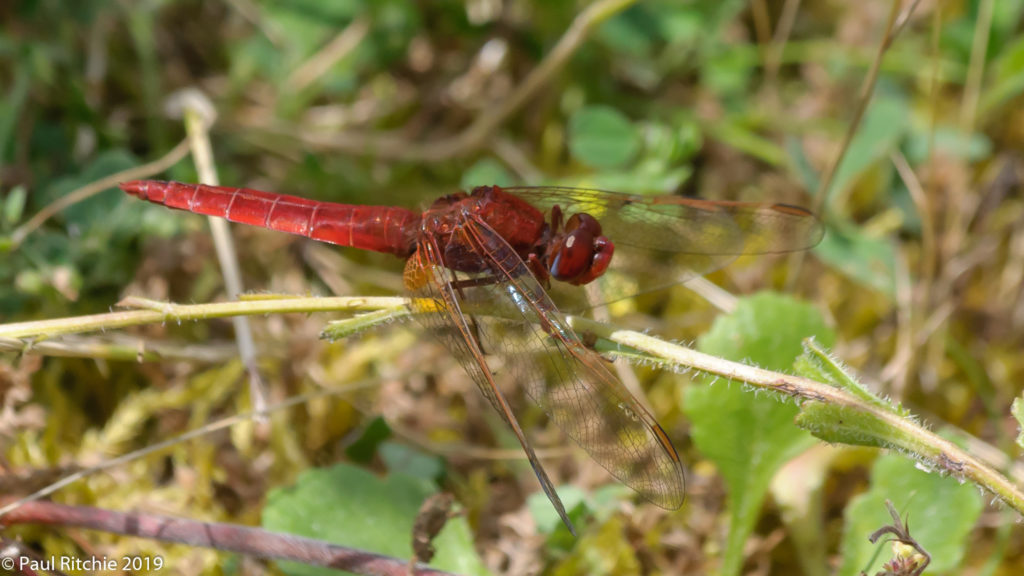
[
  {"xmin": 0, "ymin": 296, "xmax": 407, "ymax": 341},
  {"xmin": 4, "ymin": 294, "xmax": 1021, "ymax": 521},
  {"xmin": 569, "ymin": 315, "xmax": 1024, "ymax": 519}
]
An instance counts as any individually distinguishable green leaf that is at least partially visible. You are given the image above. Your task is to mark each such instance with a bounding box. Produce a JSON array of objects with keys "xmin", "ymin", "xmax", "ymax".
[
  {"xmin": 650, "ymin": 4, "xmax": 702, "ymax": 44},
  {"xmin": 826, "ymin": 94, "xmax": 909, "ymax": 200},
  {"xmin": 813, "ymin": 223, "xmax": 897, "ymax": 298},
  {"xmin": 782, "ymin": 128, "xmax": 912, "ymax": 318},
  {"xmin": 905, "ymin": 126, "xmax": 992, "ymax": 164},
  {"xmin": 638, "ymin": 119, "xmax": 702, "ymax": 166},
  {"xmin": 568, "ymin": 106, "xmax": 640, "ymax": 169},
  {"xmin": 709, "ymin": 118, "xmax": 787, "ymax": 166},
  {"xmin": 991, "ymin": 0, "xmax": 1024, "ymax": 47},
  {"xmin": 263, "ymin": 464, "xmax": 487, "ymax": 576},
  {"xmin": 796, "ymin": 339, "xmax": 896, "ymax": 413},
  {"xmin": 43, "ymin": 149, "xmax": 138, "ymax": 232},
  {"xmin": 557, "ymin": 163, "xmax": 692, "ymax": 195},
  {"xmin": 549, "ymin": 515, "xmax": 641, "ymax": 575},
  {"xmin": 786, "ymin": 134, "xmax": 821, "ymax": 192},
  {"xmin": 527, "ymin": 484, "xmax": 587, "ymax": 536},
  {"xmin": 526, "ymin": 483, "xmax": 631, "ymax": 540},
  {"xmin": 3, "ymin": 185, "xmax": 26, "ymax": 225},
  {"xmin": 838, "ymin": 454, "xmax": 983, "ymax": 576},
  {"xmin": 794, "ymin": 402, "xmax": 896, "ymax": 449},
  {"xmin": 262, "ymin": 1, "xmax": 364, "ymax": 56},
  {"xmin": 0, "ymin": 63, "xmax": 30, "ymax": 163},
  {"xmin": 597, "ymin": 5, "xmax": 656, "ymax": 58},
  {"xmin": 379, "ymin": 441, "xmax": 446, "ymax": 481},
  {"xmin": 981, "ymin": 34, "xmax": 1024, "ymax": 117},
  {"xmin": 1013, "ymin": 396, "xmax": 1024, "ymax": 450},
  {"xmin": 555, "ymin": 119, "xmax": 697, "ymax": 194},
  {"xmin": 460, "ymin": 158, "xmax": 514, "ymax": 188},
  {"xmin": 683, "ymin": 292, "xmax": 835, "ymax": 576},
  {"xmin": 344, "ymin": 417, "xmax": 392, "ymax": 463},
  {"xmin": 701, "ymin": 46, "xmax": 756, "ymax": 100}
]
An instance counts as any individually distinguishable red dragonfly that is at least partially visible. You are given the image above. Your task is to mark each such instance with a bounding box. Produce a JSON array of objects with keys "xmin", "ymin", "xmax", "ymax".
[{"xmin": 120, "ymin": 180, "xmax": 823, "ymax": 535}]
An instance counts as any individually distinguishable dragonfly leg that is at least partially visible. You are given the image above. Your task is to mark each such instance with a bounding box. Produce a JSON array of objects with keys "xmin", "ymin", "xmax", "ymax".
[
  {"xmin": 549, "ymin": 204, "xmax": 564, "ymax": 232},
  {"xmin": 526, "ymin": 253, "xmax": 551, "ymax": 288},
  {"xmin": 448, "ymin": 275, "xmax": 503, "ymax": 290},
  {"xmin": 447, "ymin": 265, "xmax": 550, "ymax": 290},
  {"xmin": 447, "ymin": 275, "xmax": 492, "ymax": 357}
]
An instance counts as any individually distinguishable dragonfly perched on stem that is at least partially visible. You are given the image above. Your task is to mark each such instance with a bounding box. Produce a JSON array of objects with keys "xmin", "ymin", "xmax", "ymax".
[{"xmin": 120, "ymin": 180, "xmax": 824, "ymax": 535}]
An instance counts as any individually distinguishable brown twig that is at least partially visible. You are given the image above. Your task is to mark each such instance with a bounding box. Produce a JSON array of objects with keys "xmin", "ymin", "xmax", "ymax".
[
  {"xmin": 959, "ymin": 0, "xmax": 993, "ymax": 132},
  {"xmin": 1, "ymin": 501, "xmax": 457, "ymax": 576},
  {"xmin": 788, "ymin": 0, "xmax": 921, "ymax": 289},
  {"xmin": 811, "ymin": 0, "xmax": 907, "ymax": 211}
]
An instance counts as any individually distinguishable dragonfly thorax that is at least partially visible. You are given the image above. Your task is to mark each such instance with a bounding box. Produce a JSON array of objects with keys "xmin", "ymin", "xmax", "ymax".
[
  {"xmin": 420, "ymin": 186, "xmax": 547, "ymax": 274},
  {"xmin": 419, "ymin": 186, "xmax": 615, "ymax": 286}
]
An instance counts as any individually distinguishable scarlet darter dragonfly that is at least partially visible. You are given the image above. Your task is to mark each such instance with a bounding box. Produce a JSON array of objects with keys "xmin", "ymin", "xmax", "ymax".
[{"xmin": 119, "ymin": 180, "xmax": 824, "ymax": 535}]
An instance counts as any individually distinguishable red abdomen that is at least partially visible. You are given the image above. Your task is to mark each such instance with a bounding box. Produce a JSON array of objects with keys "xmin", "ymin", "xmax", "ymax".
[{"xmin": 120, "ymin": 180, "xmax": 420, "ymax": 256}]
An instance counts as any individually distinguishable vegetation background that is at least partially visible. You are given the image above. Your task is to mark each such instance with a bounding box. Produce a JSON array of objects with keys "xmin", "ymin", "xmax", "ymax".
[{"xmin": 1, "ymin": 0, "xmax": 1023, "ymax": 574}]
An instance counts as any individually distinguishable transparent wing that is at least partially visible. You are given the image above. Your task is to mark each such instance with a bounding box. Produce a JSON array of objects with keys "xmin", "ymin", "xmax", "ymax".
[
  {"xmin": 403, "ymin": 213, "xmax": 686, "ymax": 528},
  {"xmin": 503, "ymin": 186, "xmax": 824, "ymax": 255},
  {"xmin": 404, "ymin": 237, "xmax": 579, "ymax": 534},
  {"xmin": 503, "ymin": 186, "xmax": 824, "ymax": 305}
]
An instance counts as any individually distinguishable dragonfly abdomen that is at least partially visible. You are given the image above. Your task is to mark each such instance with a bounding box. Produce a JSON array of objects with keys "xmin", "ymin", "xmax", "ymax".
[{"xmin": 120, "ymin": 180, "xmax": 419, "ymax": 256}]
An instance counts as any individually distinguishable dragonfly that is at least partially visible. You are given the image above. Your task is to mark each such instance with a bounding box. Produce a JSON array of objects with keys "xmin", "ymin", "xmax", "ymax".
[{"xmin": 119, "ymin": 180, "xmax": 824, "ymax": 535}]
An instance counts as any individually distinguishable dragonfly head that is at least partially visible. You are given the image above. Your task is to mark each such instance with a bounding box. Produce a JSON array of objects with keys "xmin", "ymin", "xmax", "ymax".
[{"xmin": 548, "ymin": 212, "xmax": 614, "ymax": 286}]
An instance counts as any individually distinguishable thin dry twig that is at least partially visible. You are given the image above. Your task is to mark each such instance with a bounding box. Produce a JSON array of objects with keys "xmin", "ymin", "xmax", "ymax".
[
  {"xmin": 223, "ymin": 0, "xmax": 285, "ymax": 47},
  {"xmin": 757, "ymin": 0, "xmax": 803, "ymax": 104},
  {"xmin": 490, "ymin": 137, "xmax": 544, "ymax": 183},
  {"xmin": 0, "ymin": 295, "xmax": 406, "ymax": 341},
  {"xmin": 892, "ymin": 0, "xmax": 926, "ymax": 38},
  {"xmin": 916, "ymin": 3, "xmax": 947, "ymax": 395},
  {"xmin": 879, "ymin": 247, "xmax": 913, "ymax": 396},
  {"xmin": 788, "ymin": 0, "xmax": 920, "ymax": 290},
  {"xmin": 959, "ymin": 0, "xmax": 993, "ymax": 132},
  {"xmin": 811, "ymin": 0, "xmax": 907, "ymax": 211},
  {"xmin": 290, "ymin": 0, "xmax": 638, "ymax": 161},
  {"xmin": 178, "ymin": 96, "xmax": 268, "ymax": 418},
  {"xmin": 881, "ymin": 151, "xmax": 934, "ymax": 396},
  {"xmin": 0, "ymin": 335, "xmax": 238, "ymax": 363},
  {"xmin": 9, "ymin": 138, "xmax": 191, "ymax": 247},
  {"xmin": 288, "ymin": 17, "xmax": 371, "ymax": 93}
]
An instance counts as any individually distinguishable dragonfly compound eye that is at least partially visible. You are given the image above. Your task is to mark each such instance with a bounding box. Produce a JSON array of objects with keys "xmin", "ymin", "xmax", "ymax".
[{"xmin": 549, "ymin": 213, "xmax": 615, "ymax": 285}]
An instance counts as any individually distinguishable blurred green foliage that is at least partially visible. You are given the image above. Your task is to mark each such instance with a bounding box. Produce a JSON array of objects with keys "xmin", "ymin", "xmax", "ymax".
[
  {"xmin": 3, "ymin": 0, "xmax": 1024, "ymax": 574},
  {"xmin": 686, "ymin": 293, "xmax": 834, "ymax": 576}
]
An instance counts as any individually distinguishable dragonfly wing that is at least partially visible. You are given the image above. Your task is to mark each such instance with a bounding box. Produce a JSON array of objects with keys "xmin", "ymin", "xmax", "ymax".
[
  {"xmin": 503, "ymin": 186, "xmax": 824, "ymax": 255},
  {"xmin": 407, "ymin": 215, "xmax": 686, "ymax": 515},
  {"xmin": 404, "ymin": 236, "xmax": 578, "ymax": 535},
  {"xmin": 504, "ymin": 186, "xmax": 824, "ymax": 305}
]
